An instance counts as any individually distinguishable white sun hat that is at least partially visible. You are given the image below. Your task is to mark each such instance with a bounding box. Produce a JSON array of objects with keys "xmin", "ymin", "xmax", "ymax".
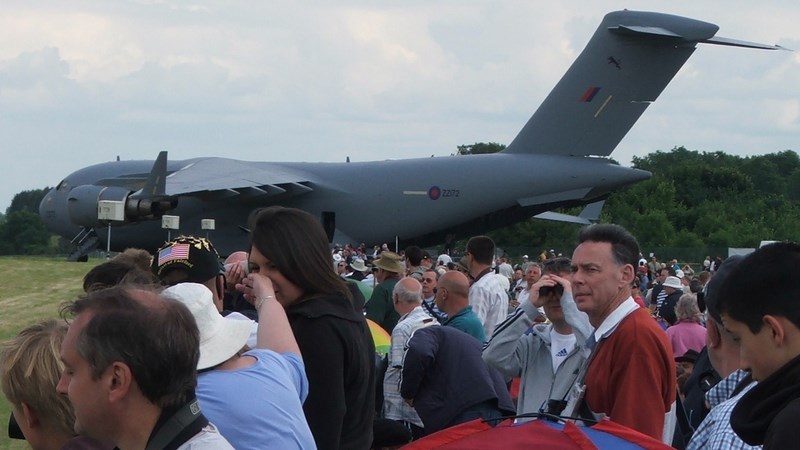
[{"xmin": 163, "ymin": 282, "xmax": 253, "ymax": 370}]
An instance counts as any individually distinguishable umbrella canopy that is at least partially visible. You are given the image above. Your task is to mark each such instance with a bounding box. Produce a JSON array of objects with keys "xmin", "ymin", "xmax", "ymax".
[
  {"xmin": 402, "ymin": 418, "xmax": 674, "ymax": 450},
  {"xmin": 367, "ymin": 318, "xmax": 391, "ymax": 357}
]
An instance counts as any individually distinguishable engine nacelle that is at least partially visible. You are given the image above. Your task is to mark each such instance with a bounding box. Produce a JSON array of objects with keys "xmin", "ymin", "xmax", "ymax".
[{"xmin": 67, "ymin": 185, "xmax": 177, "ymax": 227}]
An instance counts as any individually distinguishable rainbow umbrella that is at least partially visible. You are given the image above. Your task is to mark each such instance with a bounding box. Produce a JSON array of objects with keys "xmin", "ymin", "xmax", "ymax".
[{"xmin": 367, "ymin": 319, "xmax": 391, "ymax": 357}]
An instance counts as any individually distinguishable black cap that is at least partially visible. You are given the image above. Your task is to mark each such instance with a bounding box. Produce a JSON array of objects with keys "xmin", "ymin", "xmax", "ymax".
[
  {"xmin": 152, "ymin": 235, "xmax": 223, "ymax": 283},
  {"xmin": 675, "ymin": 349, "xmax": 700, "ymax": 364}
]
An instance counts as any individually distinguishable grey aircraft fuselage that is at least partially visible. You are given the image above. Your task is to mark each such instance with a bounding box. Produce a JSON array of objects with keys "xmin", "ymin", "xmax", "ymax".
[{"xmin": 40, "ymin": 153, "xmax": 649, "ymax": 255}]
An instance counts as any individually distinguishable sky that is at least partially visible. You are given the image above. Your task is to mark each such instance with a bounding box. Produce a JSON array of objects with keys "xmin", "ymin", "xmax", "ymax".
[{"xmin": 2, "ymin": 1, "xmax": 798, "ymax": 213}]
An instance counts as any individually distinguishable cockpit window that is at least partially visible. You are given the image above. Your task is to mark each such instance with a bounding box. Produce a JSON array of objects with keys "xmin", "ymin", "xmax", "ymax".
[{"xmin": 56, "ymin": 179, "xmax": 69, "ymax": 191}]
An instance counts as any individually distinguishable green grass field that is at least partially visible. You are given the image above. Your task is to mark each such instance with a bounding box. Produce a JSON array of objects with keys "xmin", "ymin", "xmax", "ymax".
[{"xmin": 0, "ymin": 256, "xmax": 102, "ymax": 449}]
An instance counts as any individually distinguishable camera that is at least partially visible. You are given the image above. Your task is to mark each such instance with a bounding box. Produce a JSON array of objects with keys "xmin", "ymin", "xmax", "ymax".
[{"xmin": 538, "ymin": 283, "xmax": 564, "ymax": 298}]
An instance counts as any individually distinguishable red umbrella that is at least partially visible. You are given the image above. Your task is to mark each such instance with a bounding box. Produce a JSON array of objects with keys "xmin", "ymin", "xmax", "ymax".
[{"xmin": 401, "ymin": 418, "xmax": 674, "ymax": 450}]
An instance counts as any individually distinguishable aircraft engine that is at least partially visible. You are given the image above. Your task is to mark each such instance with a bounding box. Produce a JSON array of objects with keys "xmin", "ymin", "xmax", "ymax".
[{"xmin": 66, "ymin": 185, "xmax": 178, "ymax": 227}]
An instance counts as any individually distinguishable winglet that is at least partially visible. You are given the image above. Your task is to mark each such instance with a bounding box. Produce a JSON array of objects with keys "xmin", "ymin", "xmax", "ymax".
[
  {"xmin": 533, "ymin": 200, "xmax": 605, "ymax": 225},
  {"xmin": 132, "ymin": 151, "xmax": 168, "ymax": 198}
]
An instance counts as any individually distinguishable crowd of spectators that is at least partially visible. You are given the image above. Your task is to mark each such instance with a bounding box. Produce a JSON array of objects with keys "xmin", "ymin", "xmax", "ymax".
[{"xmin": 0, "ymin": 212, "xmax": 796, "ymax": 450}]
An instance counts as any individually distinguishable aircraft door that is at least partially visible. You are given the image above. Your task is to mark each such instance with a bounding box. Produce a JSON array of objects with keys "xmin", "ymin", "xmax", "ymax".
[{"xmin": 321, "ymin": 211, "xmax": 335, "ymax": 243}]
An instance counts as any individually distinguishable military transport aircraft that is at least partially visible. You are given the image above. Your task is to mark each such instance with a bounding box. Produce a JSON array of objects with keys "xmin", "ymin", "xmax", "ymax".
[{"xmin": 39, "ymin": 10, "xmax": 782, "ymax": 258}]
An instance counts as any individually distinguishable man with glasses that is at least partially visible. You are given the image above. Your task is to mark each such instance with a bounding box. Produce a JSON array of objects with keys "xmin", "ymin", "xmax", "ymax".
[
  {"xmin": 435, "ymin": 271, "xmax": 485, "ymax": 343},
  {"xmin": 420, "ymin": 269, "xmax": 446, "ymax": 321},
  {"xmin": 336, "ymin": 260, "xmax": 349, "ymax": 277}
]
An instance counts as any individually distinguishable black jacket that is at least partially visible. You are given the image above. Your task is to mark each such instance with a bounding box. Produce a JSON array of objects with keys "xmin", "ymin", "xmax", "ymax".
[
  {"xmin": 657, "ymin": 290, "xmax": 683, "ymax": 325},
  {"xmin": 286, "ymin": 293, "xmax": 375, "ymax": 450},
  {"xmin": 732, "ymin": 353, "xmax": 800, "ymax": 448}
]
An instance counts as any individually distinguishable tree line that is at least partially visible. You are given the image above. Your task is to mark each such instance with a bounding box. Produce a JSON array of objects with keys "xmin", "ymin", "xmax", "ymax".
[
  {"xmin": 2, "ymin": 146, "xmax": 798, "ymax": 256},
  {"xmin": 468, "ymin": 145, "xmax": 800, "ymax": 260}
]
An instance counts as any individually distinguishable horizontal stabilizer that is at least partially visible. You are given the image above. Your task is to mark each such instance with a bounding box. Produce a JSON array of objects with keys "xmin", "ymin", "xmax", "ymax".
[
  {"xmin": 533, "ymin": 200, "xmax": 605, "ymax": 225},
  {"xmin": 702, "ymin": 36, "xmax": 787, "ymax": 50}
]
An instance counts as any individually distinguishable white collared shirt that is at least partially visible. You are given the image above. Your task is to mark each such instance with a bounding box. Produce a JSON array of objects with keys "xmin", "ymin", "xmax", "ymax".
[{"xmin": 592, "ymin": 297, "xmax": 639, "ymax": 343}]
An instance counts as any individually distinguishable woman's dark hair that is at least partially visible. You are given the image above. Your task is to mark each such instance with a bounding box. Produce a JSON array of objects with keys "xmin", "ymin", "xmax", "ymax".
[{"xmin": 248, "ymin": 206, "xmax": 351, "ymax": 302}]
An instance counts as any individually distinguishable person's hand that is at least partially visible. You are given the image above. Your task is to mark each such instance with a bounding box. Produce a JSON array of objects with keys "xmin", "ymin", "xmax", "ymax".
[
  {"xmin": 546, "ymin": 274, "xmax": 572, "ymax": 297},
  {"xmin": 528, "ymin": 277, "xmax": 551, "ymax": 308},
  {"xmin": 530, "ymin": 274, "xmax": 572, "ymax": 308},
  {"xmin": 237, "ymin": 273, "xmax": 276, "ymax": 308},
  {"xmin": 225, "ymin": 260, "xmax": 247, "ymax": 290}
]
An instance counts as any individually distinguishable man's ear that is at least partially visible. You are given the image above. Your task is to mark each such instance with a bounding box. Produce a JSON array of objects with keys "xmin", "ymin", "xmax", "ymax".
[
  {"xmin": 620, "ymin": 264, "xmax": 635, "ymax": 286},
  {"xmin": 763, "ymin": 315, "xmax": 786, "ymax": 346},
  {"xmin": 706, "ymin": 319, "xmax": 722, "ymax": 349},
  {"xmin": 215, "ymin": 275, "xmax": 225, "ymax": 301},
  {"xmin": 107, "ymin": 361, "xmax": 133, "ymax": 403}
]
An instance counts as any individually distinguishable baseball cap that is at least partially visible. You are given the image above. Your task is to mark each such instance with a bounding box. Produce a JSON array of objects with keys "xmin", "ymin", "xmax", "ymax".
[{"xmin": 152, "ymin": 235, "xmax": 224, "ymax": 283}]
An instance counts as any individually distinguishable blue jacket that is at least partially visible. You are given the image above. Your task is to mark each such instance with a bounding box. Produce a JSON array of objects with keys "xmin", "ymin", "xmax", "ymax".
[{"xmin": 400, "ymin": 326, "xmax": 514, "ymax": 433}]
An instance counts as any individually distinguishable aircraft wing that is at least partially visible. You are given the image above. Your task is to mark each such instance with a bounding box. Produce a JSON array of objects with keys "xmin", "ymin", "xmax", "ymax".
[
  {"xmin": 163, "ymin": 158, "xmax": 314, "ymax": 201},
  {"xmin": 533, "ymin": 200, "xmax": 605, "ymax": 225}
]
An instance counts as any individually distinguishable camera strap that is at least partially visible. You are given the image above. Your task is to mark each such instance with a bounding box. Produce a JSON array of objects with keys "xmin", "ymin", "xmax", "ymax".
[{"xmin": 145, "ymin": 398, "xmax": 208, "ymax": 450}]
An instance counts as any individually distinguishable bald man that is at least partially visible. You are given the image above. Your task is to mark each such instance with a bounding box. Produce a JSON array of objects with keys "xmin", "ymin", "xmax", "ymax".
[
  {"xmin": 435, "ymin": 271, "xmax": 485, "ymax": 343},
  {"xmin": 384, "ymin": 277, "xmax": 439, "ymax": 438}
]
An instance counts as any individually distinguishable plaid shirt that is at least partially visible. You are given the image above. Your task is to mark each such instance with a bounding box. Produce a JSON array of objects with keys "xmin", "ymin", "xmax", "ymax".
[
  {"xmin": 383, "ymin": 306, "xmax": 439, "ymax": 426},
  {"xmin": 686, "ymin": 369, "xmax": 762, "ymax": 450}
]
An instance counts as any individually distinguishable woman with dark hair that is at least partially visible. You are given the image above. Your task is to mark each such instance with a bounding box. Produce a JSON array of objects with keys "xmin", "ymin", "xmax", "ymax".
[{"xmin": 239, "ymin": 206, "xmax": 375, "ymax": 450}]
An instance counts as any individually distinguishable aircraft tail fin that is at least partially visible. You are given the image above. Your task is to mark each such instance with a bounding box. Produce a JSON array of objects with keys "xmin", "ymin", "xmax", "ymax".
[
  {"xmin": 132, "ymin": 151, "xmax": 168, "ymax": 198},
  {"xmin": 502, "ymin": 10, "xmax": 782, "ymax": 157},
  {"xmin": 533, "ymin": 200, "xmax": 605, "ymax": 225}
]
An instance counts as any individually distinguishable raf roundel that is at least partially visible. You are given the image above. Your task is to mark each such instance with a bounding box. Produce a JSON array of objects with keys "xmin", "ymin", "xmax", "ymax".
[{"xmin": 428, "ymin": 186, "xmax": 441, "ymax": 200}]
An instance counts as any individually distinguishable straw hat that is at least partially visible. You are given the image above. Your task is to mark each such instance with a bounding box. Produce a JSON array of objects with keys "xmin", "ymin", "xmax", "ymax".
[{"xmin": 373, "ymin": 251, "xmax": 404, "ymax": 273}]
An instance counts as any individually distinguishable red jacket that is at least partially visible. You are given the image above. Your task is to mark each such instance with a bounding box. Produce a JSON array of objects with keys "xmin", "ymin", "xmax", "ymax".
[{"xmin": 585, "ymin": 307, "xmax": 676, "ymax": 440}]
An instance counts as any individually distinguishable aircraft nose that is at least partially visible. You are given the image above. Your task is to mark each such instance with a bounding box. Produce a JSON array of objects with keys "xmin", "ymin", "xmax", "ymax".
[{"xmin": 39, "ymin": 188, "xmax": 60, "ymax": 233}]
